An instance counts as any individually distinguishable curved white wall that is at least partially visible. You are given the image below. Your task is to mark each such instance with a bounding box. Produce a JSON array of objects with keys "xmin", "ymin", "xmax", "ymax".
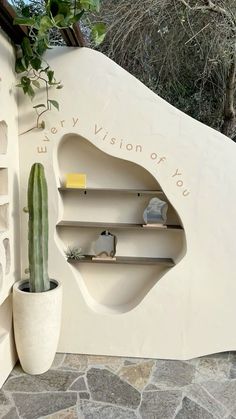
[{"xmin": 18, "ymin": 46, "xmax": 236, "ymax": 360}]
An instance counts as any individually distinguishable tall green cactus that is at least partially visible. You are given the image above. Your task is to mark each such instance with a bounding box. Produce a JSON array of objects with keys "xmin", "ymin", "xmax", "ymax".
[{"xmin": 28, "ymin": 163, "xmax": 50, "ymax": 292}]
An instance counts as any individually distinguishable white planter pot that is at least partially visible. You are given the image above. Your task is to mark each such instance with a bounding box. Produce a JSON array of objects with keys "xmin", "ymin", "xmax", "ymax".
[{"xmin": 13, "ymin": 279, "xmax": 62, "ymax": 375}]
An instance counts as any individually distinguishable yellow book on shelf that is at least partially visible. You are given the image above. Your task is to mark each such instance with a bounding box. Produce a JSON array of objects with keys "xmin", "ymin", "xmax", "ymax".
[{"xmin": 66, "ymin": 173, "xmax": 86, "ymax": 188}]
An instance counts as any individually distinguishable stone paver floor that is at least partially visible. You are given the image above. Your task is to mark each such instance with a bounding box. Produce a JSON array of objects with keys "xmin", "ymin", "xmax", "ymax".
[{"xmin": 1, "ymin": 352, "xmax": 236, "ymax": 418}]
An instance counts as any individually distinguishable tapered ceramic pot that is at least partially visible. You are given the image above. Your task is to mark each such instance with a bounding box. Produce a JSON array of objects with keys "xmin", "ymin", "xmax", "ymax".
[{"xmin": 13, "ymin": 279, "xmax": 62, "ymax": 375}]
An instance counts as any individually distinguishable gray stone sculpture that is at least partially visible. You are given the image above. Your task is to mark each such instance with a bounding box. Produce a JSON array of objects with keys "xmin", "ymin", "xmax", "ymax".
[
  {"xmin": 143, "ymin": 197, "xmax": 168, "ymax": 225},
  {"xmin": 94, "ymin": 231, "xmax": 117, "ymax": 258}
]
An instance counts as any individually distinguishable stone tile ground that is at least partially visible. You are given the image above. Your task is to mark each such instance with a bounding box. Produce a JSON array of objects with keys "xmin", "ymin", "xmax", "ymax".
[{"xmin": 1, "ymin": 352, "xmax": 236, "ymax": 418}]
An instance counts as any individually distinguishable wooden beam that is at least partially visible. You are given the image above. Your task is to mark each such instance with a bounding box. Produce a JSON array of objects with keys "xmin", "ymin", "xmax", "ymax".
[
  {"xmin": 72, "ymin": 23, "xmax": 86, "ymax": 47},
  {"xmin": 0, "ymin": 0, "xmax": 28, "ymax": 44},
  {"xmin": 60, "ymin": 23, "xmax": 86, "ymax": 47},
  {"xmin": 0, "ymin": 1, "xmax": 85, "ymax": 47}
]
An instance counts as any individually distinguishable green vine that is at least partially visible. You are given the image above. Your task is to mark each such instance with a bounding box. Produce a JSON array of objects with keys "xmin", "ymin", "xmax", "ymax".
[{"xmin": 14, "ymin": 0, "xmax": 105, "ymax": 132}]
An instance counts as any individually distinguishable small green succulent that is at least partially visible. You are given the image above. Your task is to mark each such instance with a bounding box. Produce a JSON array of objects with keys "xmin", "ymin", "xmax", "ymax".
[{"xmin": 66, "ymin": 247, "xmax": 85, "ymax": 260}]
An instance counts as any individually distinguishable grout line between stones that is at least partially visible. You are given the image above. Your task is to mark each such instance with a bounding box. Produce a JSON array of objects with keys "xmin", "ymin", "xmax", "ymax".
[
  {"xmin": 172, "ymin": 391, "xmax": 184, "ymax": 418},
  {"xmin": 198, "ymin": 382, "xmax": 232, "ymax": 418},
  {"xmin": 4, "ymin": 392, "xmax": 22, "ymax": 419}
]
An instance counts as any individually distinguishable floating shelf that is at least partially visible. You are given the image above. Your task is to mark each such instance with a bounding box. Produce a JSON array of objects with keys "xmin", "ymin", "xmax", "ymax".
[
  {"xmin": 67, "ymin": 255, "xmax": 175, "ymax": 266},
  {"xmin": 57, "ymin": 221, "xmax": 183, "ymax": 230},
  {"xmin": 58, "ymin": 187, "xmax": 163, "ymax": 195}
]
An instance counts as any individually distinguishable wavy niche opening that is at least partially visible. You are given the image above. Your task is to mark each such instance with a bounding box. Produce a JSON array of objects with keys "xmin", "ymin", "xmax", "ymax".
[{"xmin": 56, "ymin": 134, "xmax": 186, "ymax": 314}]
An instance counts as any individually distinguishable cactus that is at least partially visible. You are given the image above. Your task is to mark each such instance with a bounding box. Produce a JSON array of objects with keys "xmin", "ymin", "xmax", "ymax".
[{"xmin": 28, "ymin": 163, "xmax": 50, "ymax": 292}]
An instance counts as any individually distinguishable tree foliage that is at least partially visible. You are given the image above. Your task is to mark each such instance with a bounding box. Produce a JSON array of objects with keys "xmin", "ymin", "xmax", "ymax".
[
  {"xmin": 98, "ymin": 0, "xmax": 236, "ymax": 140},
  {"xmin": 12, "ymin": 0, "xmax": 105, "ymax": 130}
]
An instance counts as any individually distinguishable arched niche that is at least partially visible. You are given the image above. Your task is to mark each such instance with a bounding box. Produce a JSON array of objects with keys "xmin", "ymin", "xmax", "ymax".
[{"xmin": 56, "ymin": 134, "xmax": 186, "ymax": 313}]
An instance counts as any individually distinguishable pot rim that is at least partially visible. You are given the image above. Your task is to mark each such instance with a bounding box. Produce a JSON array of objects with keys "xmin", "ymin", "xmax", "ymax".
[{"xmin": 13, "ymin": 279, "xmax": 61, "ymax": 295}]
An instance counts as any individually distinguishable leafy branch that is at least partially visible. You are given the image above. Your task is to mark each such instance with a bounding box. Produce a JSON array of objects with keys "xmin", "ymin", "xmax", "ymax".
[{"xmin": 14, "ymin": 0, "xmax": 106, "ymax": 133}]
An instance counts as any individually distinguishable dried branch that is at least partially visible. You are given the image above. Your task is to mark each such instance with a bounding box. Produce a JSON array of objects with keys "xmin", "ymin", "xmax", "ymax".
[
  {"xmin": 178, "ymin": 0, "xmax": 235, "ymax": 26},
  {"xmin": 221, "ymin": 43, "xmax": 236, "ymax": 136},
  {"xmin": 98, "ymin": 0, "xmax": 236, "ymax": 139},
  {"xmin": 178, "ymin": 0, "xmax": 236, "ymax": 137}
]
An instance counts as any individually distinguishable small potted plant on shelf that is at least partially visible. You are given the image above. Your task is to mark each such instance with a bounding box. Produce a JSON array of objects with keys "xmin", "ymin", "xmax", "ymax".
[
  {"xmin": 66, "ymin": 246, "xmax": 85, "ymax": 261},
  {"xmin": 13, "ymin": 163, "xmax": 62, "ymax": 375}
]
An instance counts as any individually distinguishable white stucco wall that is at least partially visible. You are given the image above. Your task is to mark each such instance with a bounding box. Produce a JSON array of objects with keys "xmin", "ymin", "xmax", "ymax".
[
  {"xmin": 18, "ymin": 47, "xmax": 236, "ymax": 360},
  {"xmin": 0, "ymin": 29, "xmax": 20, "ymax": 388}
]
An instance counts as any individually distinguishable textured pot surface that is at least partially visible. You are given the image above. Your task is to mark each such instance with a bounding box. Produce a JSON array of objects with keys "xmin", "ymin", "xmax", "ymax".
[{"xmin": 13, "ymin": 279, "xmax": 62, "ymax": 375}]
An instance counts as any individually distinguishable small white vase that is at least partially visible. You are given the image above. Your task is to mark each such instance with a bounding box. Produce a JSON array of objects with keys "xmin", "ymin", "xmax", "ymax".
[{"xmin": 13, "ymin": 279, "xmax": 62, "ymax": 375}]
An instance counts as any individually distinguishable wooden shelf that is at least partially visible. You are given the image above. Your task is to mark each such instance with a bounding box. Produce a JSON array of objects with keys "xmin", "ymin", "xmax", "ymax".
[
  {"xmin": 57, "ymin": 221, "xmax": 183, "ymax": 230},
  {"xmin": 59, "ymin": 185, "xmax": 182, "ymax": 270},
  {"xmin": 67, "ymin": 255, "xmax": 175, "ymax": 266},
  {"xmin": 58, "ymin": 187, "xmax": 163, "ymax": 195}
]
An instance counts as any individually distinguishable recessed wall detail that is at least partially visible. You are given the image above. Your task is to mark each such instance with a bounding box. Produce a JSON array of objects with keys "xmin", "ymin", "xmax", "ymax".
[
  {"xmin": 3, "ymin": 238, "xmax": 10, "ymax": 275},
  {"xmin": 0, "ymin": 263, "xmax": 2, "ymax": 294},
  {"xmin": 0, "ymin": 121, "xmax": 7, "ymax": 155},
  {"xmin": 0, "ymin": 29, "xmax": 20, "ymax": 389},
  {"xmin": 0, "ymin": 204, "xmax": 9, "ymax": 232},
  {"xmin": 0, "ymin": 169, "xmax": 8, "ymax": 196},
  {"xmin": 57, "ymin": 134, "xmax": 186, "ymax": 314}
]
